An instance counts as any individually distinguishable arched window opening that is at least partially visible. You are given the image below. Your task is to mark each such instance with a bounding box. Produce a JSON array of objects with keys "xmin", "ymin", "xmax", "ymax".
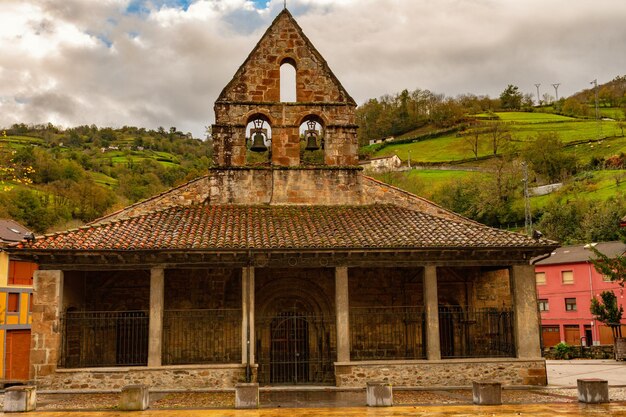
[
  {"xmin": 246, "ymin": 116, "xmax": 272, "ymax": 165},
  {"xmin": 299, "ymin": 117, "xmax": 324, "ymax": 165},
  {"xmin": 280, "ymin": 60, "xmax": 297, "ymax": 103}
]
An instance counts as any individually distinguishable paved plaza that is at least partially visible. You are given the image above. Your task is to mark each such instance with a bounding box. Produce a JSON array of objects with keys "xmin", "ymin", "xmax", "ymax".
[
  {"xmin": 1, "ymin": 360, "xmax": 626, "ymax": 415},
  {"xmin": 3, "ymin": 403, "xmax": 626, "ymax": 416}
]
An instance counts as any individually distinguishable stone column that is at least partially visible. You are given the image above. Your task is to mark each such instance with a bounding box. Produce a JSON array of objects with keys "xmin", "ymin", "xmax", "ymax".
[
  {"xmin": 30, "ymin": 270, "xmax": 63, "ymax": 379},
  {"xmin": 510, "ymin": 264, "xmax": 542, "ymax": 359},
  {"xmin": 242, "ymin": 267, "xmax": 255, "ymax": 365},
  {"xmin": 335, "ymin": 266, "xmax": 350, "ymax": 362},
  {"xmin": 148, "ymin": 268, "xmax": 164, "ymax": 367},
  {"xmin": 424, "ymin": 265, "xmax": 441, "ymax": 360}
]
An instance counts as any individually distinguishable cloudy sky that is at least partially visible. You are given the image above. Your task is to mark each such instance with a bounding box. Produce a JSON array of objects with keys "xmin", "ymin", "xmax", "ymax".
[{"xmin": 1, "ymin": 0, "xmax": 625, "ymax": 138}]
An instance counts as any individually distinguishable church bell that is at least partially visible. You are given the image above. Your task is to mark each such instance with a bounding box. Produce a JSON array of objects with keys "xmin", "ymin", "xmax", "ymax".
[
  {"xmin": 249, "ymin": 119, "xmax": 268, "ymax": 152},
  {"xmin": 250, "ymin": 131, "xmax": 268, "ymax": 152},
  {"xmin": 304, "ymin": 120, "xmax": 320, "ymax": 151}
]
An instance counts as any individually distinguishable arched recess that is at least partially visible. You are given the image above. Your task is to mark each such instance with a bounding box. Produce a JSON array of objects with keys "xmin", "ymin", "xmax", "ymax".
[
  {"xmin": 298, "ymin": 114, "xmax": 325, "ymax": 165},
  {"xmin": 280, "ymin": 57, "xmax": 297, "ymax": 103},
  {"xmin": 245, "ymin": 113, "xmax": 273, "ymax": 165}
]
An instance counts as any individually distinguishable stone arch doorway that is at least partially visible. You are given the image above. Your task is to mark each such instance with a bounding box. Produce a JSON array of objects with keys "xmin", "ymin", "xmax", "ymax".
[
  {"xmin": 255, "ymin": 269, "xmax": 336, "ymax": 385},
  {"xmin": 269, "ymin": 311, "xmax": 310, "ymax": 383}
]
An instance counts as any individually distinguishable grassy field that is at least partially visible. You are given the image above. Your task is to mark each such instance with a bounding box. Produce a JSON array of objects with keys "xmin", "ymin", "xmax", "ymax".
[
  {"xmin": 531, "ymin": 169, "xmax": 626, "ymax": 210},
  {"xmin": 494, "ymin": 112, "xmax": 576, "ymax": 123},
  {"xmin": 373, "ymin": 113, "xmax": 623, "ymax": 163},
  {"xmin": 373, "ymin": 169, "xmax": 487, "ymax": 199}
]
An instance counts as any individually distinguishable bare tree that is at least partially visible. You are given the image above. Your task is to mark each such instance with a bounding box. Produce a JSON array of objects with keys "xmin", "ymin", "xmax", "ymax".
[
  {"xmin": 487, "ymin": 121, "xmax": 511, "ymax": 156},
  {"xmin": 464, "ymin": 129, "xmax": 481, "ymax": 160}
]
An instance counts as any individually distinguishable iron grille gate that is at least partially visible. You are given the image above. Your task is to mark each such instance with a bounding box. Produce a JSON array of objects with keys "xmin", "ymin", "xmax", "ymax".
[{"xmin": 256, "ymin": 312, "xmax": 336, "ymax": 385}]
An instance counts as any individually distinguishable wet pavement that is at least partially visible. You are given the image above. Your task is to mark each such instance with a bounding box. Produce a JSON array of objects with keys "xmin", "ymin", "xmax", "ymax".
[
  {"xmin": 3, "ymin": 403, "xmax": 626, "ymax": 416},
  {"xmin": 3, "ymin": 360, "xmax": 626, "ymax": 415},
  {"xmin": 547, "ymin": 360, "xmax": 626, "ymax": 386}
]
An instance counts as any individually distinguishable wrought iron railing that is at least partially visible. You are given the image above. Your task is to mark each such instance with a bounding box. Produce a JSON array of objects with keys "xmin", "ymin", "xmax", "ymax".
[
  {"xmin": 439, "ymin": 306, "xmax": 515, "ymax": 358},
  {"xmin": 256, "ymin": 313, "xmax": 336, "ymax": 384},
  {"xmin": 162, "ymin": 309, "xmax": 242, "ymax": 365},
  {"xmin": 350, "ymin": 306, "xmax": 426, "ymax": 360},
  {"xmin": 59, "ymin": 311, "xmax": 148, "ymax": 368}
]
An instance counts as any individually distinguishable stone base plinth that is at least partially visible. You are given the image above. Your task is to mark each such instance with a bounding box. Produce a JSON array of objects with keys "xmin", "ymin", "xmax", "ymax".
[
  {"xmin": 472, "ymin": 381, "xmax": 502, "ymax": 405},
  {"xmin": 36, "ymin": 364, "xmax": 253, "ymax": 390},
  {"xmin": 577, "ymin": 379, "xmax": 609, "ymax": 404},
  {"xmin": 366, "ymin": 381, "xmax": 393, "ymax": 407},
  {"xmin": 4, "ymin": 386, "xmax": 37, "ymax": 413},
  {"xmin": 119, "ymin": 385, "xmax": 149, "ymax": 411},
  {"xmin": 335, "ymin": 359, "xmax": 546, "ymax": 387},
  {"xmin": 235, "ymin": 383, "xmax": 259, "ymax": 409}
]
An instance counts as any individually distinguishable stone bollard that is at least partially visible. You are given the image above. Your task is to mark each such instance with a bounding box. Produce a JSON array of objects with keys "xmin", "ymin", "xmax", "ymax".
[
  {"xmin": 235, "ymin": 383, "xmax": 259, "ymax": 409},
  {"xmin": 472, "ymin": 381, "xmax": 502, "ymax": 405},
  {"xmin": 577, "ymin": 378, "xmax": 609, "ymax": 404},
  {"xmin": 119, "ymin": 384, "xmax": 150, "ymax": 411},
  {"xmin": 366, "ymin": 381, "xmax": 393, "ymax": 407},
  {"xmin": 4, "ymin": 385, "xmax": 37, "ymax": 413}
]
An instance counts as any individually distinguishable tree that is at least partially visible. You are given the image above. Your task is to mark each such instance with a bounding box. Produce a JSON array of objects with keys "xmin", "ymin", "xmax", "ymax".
[
  {"xmin": 464, "ymin": 129, "xmax": 481, "ymax": 160},
  {"xmin": 522, "ymin": 132, "xmax": 576, "ymax": 183},
  {"xmin": 499, "ymin": 84, "xmax": 523, "ymax": 110},
  {"xmin": 487, "ymin": 121, "xmax": 511, "ymax": 155},
  {"xmin": 590, "ymin": 291, "xmax": 623, "ymax": 339},
  {"xmin": 590, "ymin": 245, "xmax": 626, "ymax": 287}
]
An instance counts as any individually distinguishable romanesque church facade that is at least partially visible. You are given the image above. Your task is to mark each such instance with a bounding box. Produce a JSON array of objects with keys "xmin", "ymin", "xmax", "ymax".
[{"xmin": 10, "ymin": 9, "xmax": 556, "ymax": 389}]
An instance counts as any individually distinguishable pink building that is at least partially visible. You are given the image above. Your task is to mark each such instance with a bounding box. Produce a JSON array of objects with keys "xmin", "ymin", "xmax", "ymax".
[{"xmin": 534, "ymin": 241, "xmax": 626, "ymax": 347}]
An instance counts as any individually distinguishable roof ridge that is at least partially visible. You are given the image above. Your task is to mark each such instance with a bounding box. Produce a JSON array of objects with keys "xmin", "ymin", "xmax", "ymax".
[{"xmin": 89, "ymin": 175, "xmax": 209, "ymax": 225}]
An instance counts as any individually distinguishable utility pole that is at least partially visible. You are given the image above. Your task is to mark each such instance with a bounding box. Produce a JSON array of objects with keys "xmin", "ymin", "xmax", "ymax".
[
  {"xmin": 591, "ymin": 79, "xmax": 602, "ymax": 139},
  {"xmin": 552, "ymin": 83, "xmax": 560, "ymax": 110},
  {"xmin": 522, "ymin": 162, "xmax": 532, "ymax": 236},
  {"xmin": 534, "ymin": 84, "xmax": 541, "ymax": 106},
  {"xmin": 552, "ymin": 83, "xmax": 560, "ymax": 102}
]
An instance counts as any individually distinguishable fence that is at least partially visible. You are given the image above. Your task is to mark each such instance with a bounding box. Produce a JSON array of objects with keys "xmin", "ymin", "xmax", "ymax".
[
  {"xmin": 256, "ymin": 312, "xmax": 336, "ymax": 384},
  {"xmin": 439, "ymin": 307, "xmax": 515, "ymax": 358},
  {"xmin": 350, "ymin": 306, "xmax": 426, "ymax": 360},
  {"xmin": 60, "ymin": 311, "xmax": 149, "ymax": 368},
  {"xmin": 162, "ymin": 309, "xmax": 242, "ymax": 365}
]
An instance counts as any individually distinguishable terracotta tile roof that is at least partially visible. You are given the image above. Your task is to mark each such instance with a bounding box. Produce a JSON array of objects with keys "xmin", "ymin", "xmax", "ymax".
[{"xmin": 17, "ymin": 204, "xmax": 554, "ymax": 251}]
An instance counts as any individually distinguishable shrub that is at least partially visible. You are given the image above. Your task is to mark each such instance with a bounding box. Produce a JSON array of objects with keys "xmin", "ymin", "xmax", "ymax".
[{"xmin": 554, "ymin": 342, "xmax": 574, "ymax": 360}]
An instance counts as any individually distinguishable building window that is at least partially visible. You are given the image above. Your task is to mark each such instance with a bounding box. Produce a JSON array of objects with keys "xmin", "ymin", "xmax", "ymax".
[
  {"xmin": 8, "ymin": 261, "xmax": 36, "ymax": 286},
  {"xmin": 561, "ymin": 270, "xmax": 574, "ymax": 284},
  {"xmin": 538, "ymin": 299, "xmax": 549, "ymax": 311},
  {"xmin": 535, "ymin": 272, "xmax": 546, "ymax": 285},
  {"xmin": 7, "ymin": 293, "xmax": 19, "ymax": 313},
  {"xmin": 565, "ymin": 298, "xmax": 577, "ymax": 311}
]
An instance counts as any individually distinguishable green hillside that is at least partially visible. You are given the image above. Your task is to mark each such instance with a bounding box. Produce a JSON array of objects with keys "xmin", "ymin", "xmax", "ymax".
[
  {"xmin": 365, "ymin": 106, "xmax": 626, "ymax": 244},
  {"xmin": 0, "ymin": 124, "xmax": 210, "ymax": 233},
  {"xmin": 370, "ymin": 112, "xmax": 624, "ymax": 165}
]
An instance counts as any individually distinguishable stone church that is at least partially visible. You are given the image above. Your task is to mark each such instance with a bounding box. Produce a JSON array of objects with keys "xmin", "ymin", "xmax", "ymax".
[{"xmin": 9, "ymin": 9, "xmax": 556, "ymax": 390}]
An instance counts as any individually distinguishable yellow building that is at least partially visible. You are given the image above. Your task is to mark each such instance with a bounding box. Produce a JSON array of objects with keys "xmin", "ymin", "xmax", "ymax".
[{"xmin": 0, "ymin": 219, "xmax": 36, "ymax": 382}]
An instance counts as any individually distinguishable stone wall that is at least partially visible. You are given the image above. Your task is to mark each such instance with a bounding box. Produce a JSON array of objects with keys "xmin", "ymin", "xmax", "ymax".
[
  {"xmin": 334, "ymin": 359, "xmax": 547, "ymax": 387},
  {"xmin": 95, "ymin": 177, "xmax": 210, "ymax": 223},
  {"xmin": 543, "ymin": 345, "xmax": 615, "ymax": 360},
  {"xmin": 207, "ymin": 167, "xmax": 364, "ymax": 205},
  {"xmin": 36, "ymin": 365, "xmax": 251, "ymax": 391},
  {"xmin": 362, "ymin": 176, "xmax": 471, "ymax": 223}
]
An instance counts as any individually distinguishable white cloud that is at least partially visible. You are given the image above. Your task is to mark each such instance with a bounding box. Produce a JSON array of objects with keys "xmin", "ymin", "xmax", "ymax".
[{"xmin": 1, "ymin": 0, "xmax": 625, "ymax": 137}]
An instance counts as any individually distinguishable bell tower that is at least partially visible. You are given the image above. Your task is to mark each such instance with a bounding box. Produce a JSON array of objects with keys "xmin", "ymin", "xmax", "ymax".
[{"xmin": 211, "ymin": 9, "xmax": 358, "ymax": 168}]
